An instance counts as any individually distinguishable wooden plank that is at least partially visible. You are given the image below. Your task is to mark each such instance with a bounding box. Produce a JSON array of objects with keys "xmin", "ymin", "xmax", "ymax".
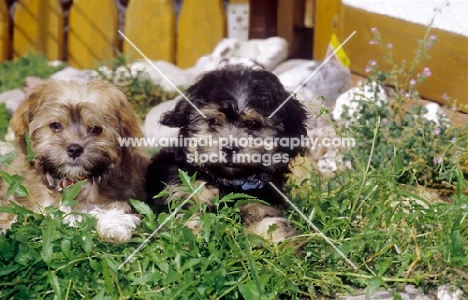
[
  {"xmin": 313, "ymin": 0, "xmax": 341, "ymax": 60},
  {"xmin": 13, "ymin": 0, "xmax": 63, "ymax": 60},
  {"xmin": 277, "ymin": 0, "xmax": 295, "ymax": 56},
  {"xmin": 339, "ymin": 5, "xmax": 468, "ymax": 111},
  {"xmin": 0, "ymin": 0, "xmax": 9, "ymax": 62},
  {"xmin": 248, "ymin": 0, "xmax": 278, "ymax": 39},
  {"xmin": 177, "ymin": 0, "xmax": 226, "ymax": 68},
  {"xmin": 123, "ymin": 0, "xmax": 175, "ymax": 62},
  {"xmin": 68, "ymin": 0, "xmax": 117, "ymax": 69}
]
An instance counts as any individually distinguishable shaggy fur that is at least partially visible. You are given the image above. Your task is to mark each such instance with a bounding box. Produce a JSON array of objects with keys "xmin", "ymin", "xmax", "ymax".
[
  {"xmin": 146, "ymin": 68, "xmax": 308, "ymax": 242},
  {"xmin": 0, "ymin": 80, "xmax": 150, "ymax": 243}
]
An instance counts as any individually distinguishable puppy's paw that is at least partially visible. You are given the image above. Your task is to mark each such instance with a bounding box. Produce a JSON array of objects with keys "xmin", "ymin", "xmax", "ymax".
[
  {"xmin": 92, "ymin": 208, "xmax": 141, "ymax": 244},
  {"xmin": 245, "ymin": 217, "xmax": 298, "ymax": 242},
  {"xmin": 238, "ymin": 202, "xmax": 284, "ymax": 225},
  {"xmin": 171, "ymin": 182, "xmax": 219, "ymax": 206},
  {"xmin": 239, "ymin": 203, "xmax": 298, "ymax": 242}
]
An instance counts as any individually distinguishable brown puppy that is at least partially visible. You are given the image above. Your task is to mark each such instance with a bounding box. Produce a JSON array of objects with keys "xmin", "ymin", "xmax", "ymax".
[{"xmin": 0, "ymin": 80, "xmax": 149, "ymax": 243}]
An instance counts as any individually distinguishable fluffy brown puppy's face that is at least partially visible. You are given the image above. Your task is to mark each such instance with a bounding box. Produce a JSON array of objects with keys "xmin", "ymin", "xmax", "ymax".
[
  {"xmin": 10, "ymin": 80, "xmax": 143, "ymax": 183},
  {"xmin": 161, "ymin": 68, "xmax": 308, "ymax": 182}
]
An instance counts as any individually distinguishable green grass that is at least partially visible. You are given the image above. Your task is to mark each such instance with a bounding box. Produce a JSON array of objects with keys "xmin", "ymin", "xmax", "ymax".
[
  {"xmin": 0, "ymin": 53, "xmax": 64, "ymax": 93},
  {"xmin": 1, "ymin": 25, "xmax": 467, "ymax": 298},
  {"xmin": 0, "ymin": 104, "xmax": 11, "ymax": 141},
  {"xmin": 1, "ymin": 162, "xmax": 467, "ymax": 299}
]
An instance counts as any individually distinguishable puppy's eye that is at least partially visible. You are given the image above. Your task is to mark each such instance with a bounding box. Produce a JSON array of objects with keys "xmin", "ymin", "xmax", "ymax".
[
  {"xmin": 208, "ymin": 118, "xmax": 219, "ymax": 126},
  {"xmin": 88, "ymin": 126, "xmax": 103, "ymax": 135},
  {"xmin": 50, "ymin": 122, "xmax": 63, "ymax": 132},
  {"xmin": 248, "ymin": 120, "xmax": 262, "ymax": 130}
]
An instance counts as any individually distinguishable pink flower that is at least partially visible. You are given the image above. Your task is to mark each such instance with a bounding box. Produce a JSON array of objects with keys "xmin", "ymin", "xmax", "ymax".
[
  {"xmin": 434, "ymin": 127, "xmax": 441, "ymax": 135},
  {"xmin": 424, "ymin": 67, "xmax": 431, "ymax": 77},
  {"xmin": 365, "ymin": 66, "xmax": 372, "ymax": 73},
  {"xmin": 433, "ymin": 156, "xmax": 443, "ymax": 165},
  {"xmin": 450, "ymin": 137, "xmax": 457, "ymax": 143},
  {"xmin": 442, "ymin": 93, "xmax": 449, "ymax": 100},
  {"xmin": 371, "ymin": 27, "xmax": 378, "ymax": 33},
  {"xmin": 369, "ymin": 39, "xmax": 376, "ymax": 45},
  {"xmin": 429, "ymin": 34, "xmax": 437, "ymax": 41},
  {"xmin": 369, "ymin": 59, "xmax": 377, "ymax": 66},
  {"xmin": 410, "ymin": 78, "xmax": 417, "ymax": 86},
  {"xmin": 387, "ymin": 43, "xmax": 393, "ymax": 49}
]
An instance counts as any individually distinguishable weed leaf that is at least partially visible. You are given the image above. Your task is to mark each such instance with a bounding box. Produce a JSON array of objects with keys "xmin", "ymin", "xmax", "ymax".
[
  {"xmin": 25, "ymin": 131, "xmax": 36, "ymax": 162},
  {"xmin": 61, "ymin": 180, "xmax": 86, "ymax": 207}
]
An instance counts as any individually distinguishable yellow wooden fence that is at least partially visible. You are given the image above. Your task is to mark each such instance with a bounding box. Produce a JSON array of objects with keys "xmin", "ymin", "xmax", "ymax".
[{"xmin": 0, "ymin": 0, "xmax": 228, "ymax": 69}]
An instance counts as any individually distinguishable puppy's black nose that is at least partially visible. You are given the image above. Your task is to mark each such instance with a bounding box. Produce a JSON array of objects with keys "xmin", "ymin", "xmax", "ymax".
[
  {"xmin": 222, "ymin": 146, "xmax": 239, "ymax": 157},
  {"xmin": 66, "ymin": 144, "xmax": 84, "ymax": 158}
]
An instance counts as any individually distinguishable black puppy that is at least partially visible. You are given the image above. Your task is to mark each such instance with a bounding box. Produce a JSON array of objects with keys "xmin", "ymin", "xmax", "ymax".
[{"xmin": 147, "ymin": 67, "xmax": 308, "ymax": 242}]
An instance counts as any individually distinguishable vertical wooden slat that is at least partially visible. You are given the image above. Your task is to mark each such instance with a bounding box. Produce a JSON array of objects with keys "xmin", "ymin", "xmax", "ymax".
[
  {"xmin": 13, "ymin": 0, "xmax": 63, "ymax": 60},
  {"xmin": 313, "ymin": 0, "xmax": 341, "ymax": 60},
  {"xmin": 248, "ymin": 0, "xmax": 278, "ymax": 39},
  {"xmin": 123, "ymin": 0, "xmax": 175, "ymax": 62},
  {"xmin": 68, "ymin": 0, "xmax": 117, "ymax": 69},
  {"xmin": 0, "ymin": 0, "xmax": 9, "ymax": 62},
  {"xmin": 277, "ymin": 0, "xmax": 296, "ymax": 56},
  {"xmin": 177, "ymin": 0, "xmax": 226, "ymax": 68}
]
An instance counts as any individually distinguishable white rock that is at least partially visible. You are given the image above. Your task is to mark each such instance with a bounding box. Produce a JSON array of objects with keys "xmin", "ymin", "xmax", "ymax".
[
  {"xmin": 0, "ymin": 89, "xmax": 26, "ymax": 113},
  {"xmin": 253, "ymin": 37, "xmax": 288, "ymax": 71},
  {"xmin": 278, "ymin": 60, "xmax": 350, "ymax": 106},
  {"xmin": 47, "ymin": 60, "xmax": 65, "ymax": 67},
  {"xmin": 278, "ymin": 61, "xmax": 317, "ymax": 87},
  {"xmin": 423, "ymin": 103, "xmax": 449, "ymax": 125},
  {"xmin": 194, "ymin": 38, "xmax": 241, "ymax": 72},
  {"xmin": 271, "ymin": 59, "xmax": 316, "ymax": 76},
  {"xmin": 50, "ymin": 66, "xmax": 94, "ymax": 81},
  {"xmin": 130, "ymin": 60, "xmax": 198, "ymax": 92},
  {"xmin": 194, "ymin": 37, "xmax": 288, "ymax": 72},
  {"xmin": 219, "ymin": 57, "xmax": 262, "ymax": 70},
  {"xmin": 437, "ymin": 284, "xmax": 465, "ymax": 300},
  {"xmin": 332, "ymin": 81, "xmax": 387, "ymax": 123},
  {"xmin": 144, "ymin": 98, "xmax": 179, "ymax": 143}
]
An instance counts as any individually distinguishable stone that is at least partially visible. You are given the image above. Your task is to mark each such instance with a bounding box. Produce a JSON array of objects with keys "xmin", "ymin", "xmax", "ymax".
[
  {"xmin": 277, "ymin": 59, "xmax": 351, "ymax": 107},
  {"xmin": 50, "ymin": 66, "xmax": 94, "ymax": 81},
  {"xmin": 252, "ymin": 37, "xmax": 288, "ymax": 71},
  {"xmin": 0, "ymin": 89, "xmax": 26, "ymax": 113},
  {"xmin": 194, "ymin": 37, "xmax": 288, "ymax": 72},
  {"xmin": 130, "ymin": 60, "xmax": 198, "ymax": 92},
  {"xmin": 47, "ymin": 60, "xmax": 65, "ymax": 68},
  {"xmin": 271, "ymin": 59, "xmax": 315, "ymax": 76},
  {"xmin": 437, "ymin": 284, "xmax": 465, "ymax": 300},
  {"xmin": 338, "ymin": 285, "xmax": 434, "ymax": 300},
  {"xmin": 423, "ymin": 103, "xmax": 449, "ymax": 125},
  {"xmin": 144, "ymin": 98, "xmax": 179, "ymax": 144},
  {"xmin": 331, "ymin": 81, "xmax": 387, "ymax": 123}
]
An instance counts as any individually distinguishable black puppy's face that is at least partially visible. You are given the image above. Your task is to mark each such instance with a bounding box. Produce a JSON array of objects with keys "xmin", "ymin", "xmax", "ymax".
[{"xmin": 161, "ymin": 68, "xmax": 307, "ymax": 181}]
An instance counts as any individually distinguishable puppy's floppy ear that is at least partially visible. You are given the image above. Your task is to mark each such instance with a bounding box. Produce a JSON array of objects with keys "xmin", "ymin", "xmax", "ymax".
[
  {"xmin": 279, "ymin": 91, "xmax": 308, "ymax": 157},
  {"xmin": 10, "ymin": 83, "xmax": 45, "ymax": 150},
  {"xmin": 115, "ymin": 92, "xmax": 144, "ymax": 138},
  {"xmin": 160, "ymin": 99, "xmax": 192, "ymax": 128}
]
